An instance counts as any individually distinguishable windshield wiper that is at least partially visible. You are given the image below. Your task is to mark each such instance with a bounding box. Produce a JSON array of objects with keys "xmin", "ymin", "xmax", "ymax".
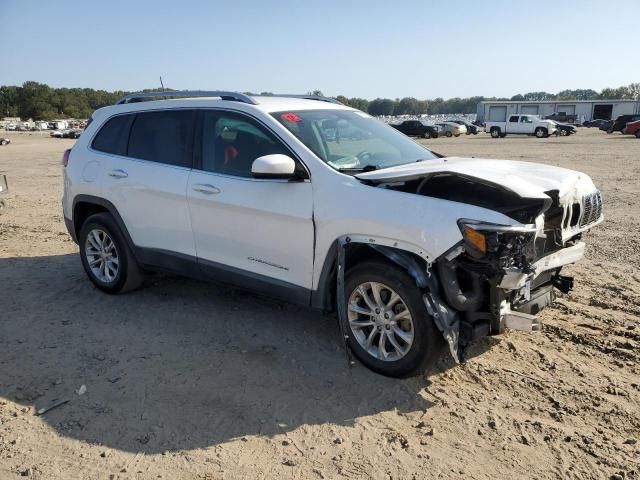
[{"xmin": 336, "ymin": 164, "xmax": 379, "ymax": 172}]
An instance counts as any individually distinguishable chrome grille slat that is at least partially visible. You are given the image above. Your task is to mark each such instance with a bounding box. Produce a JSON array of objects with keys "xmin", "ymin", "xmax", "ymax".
[{"xmin": 579, "ymin": 191, "xmax": 602, "ymax": 227}]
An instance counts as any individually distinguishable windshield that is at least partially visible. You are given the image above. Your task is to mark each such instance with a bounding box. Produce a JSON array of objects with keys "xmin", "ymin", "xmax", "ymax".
[{"xmin": 272, "ymin": 109, "xmax": 436, "ymax": 172}]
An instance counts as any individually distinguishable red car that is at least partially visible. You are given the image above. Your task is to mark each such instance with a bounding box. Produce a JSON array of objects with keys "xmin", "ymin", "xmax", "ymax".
[{"xmin": 623, "ymin": 120, "xmax": 640, "ymax": 138}]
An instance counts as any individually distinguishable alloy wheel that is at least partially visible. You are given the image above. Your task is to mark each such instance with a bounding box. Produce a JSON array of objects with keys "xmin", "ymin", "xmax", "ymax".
[
  {"xmin": 85, "ymin": 228, "xmax": 119, "ymax": 283},
  {"xmin": 347, "ymin": 282, "xmax": 414, "ymax": 361}
]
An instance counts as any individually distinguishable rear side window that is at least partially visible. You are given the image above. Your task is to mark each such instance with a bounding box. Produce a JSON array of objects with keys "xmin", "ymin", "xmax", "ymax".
[
  {"xmin": 127, "ymin": 110, "xmax": 195, "ymax": 167},
  {"xmin": 92, "ymin": 114, "xmax": 134, "ymax": 155}
]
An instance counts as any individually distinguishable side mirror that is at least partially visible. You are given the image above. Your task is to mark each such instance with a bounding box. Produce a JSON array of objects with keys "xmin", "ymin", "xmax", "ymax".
[{"xmin": 251, "ymin": 154, "xmax": 297, "ymax": 180}]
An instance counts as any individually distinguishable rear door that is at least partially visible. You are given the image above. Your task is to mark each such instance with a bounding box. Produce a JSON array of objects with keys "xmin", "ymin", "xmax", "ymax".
[
  {"xmin": 187, "ymin": 109, "xmax": 314, "ymax": 301},
  {"xmin": 97, "ymin": 109, "xmax": 196, "ymax": 258}
]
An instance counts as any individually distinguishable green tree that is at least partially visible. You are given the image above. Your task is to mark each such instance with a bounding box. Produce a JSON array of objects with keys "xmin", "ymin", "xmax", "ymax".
[{"xmin": 368, "ymin": 98, "xmax": 395, "ymax": 116}]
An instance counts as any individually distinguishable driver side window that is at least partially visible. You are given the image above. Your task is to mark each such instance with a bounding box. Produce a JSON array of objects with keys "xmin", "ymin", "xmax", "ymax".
[{"xmin": 201, "ymin": 111, "xmax": 293, "ymax": 178}]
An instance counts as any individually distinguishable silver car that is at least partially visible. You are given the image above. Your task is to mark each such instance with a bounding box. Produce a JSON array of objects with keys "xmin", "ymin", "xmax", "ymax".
[{"xmin": 435, "ymin": 121, "xmax": 467, "ymax": 137}]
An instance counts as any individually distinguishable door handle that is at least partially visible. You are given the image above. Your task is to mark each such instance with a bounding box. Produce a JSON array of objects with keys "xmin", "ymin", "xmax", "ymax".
[
  {"xmin": 108, "ymin": 169, "xmax": 128, "ymax": 179},
  {"xmin": 192, "ymin": 184, "xmax": 221, "ymax": 195}
]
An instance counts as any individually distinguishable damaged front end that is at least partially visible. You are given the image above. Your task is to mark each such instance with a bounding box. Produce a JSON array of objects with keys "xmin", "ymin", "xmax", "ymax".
[
  {"xmin": 357, "ymin": 164, "xmax": 604, "ymax": 363},
  {"xmin": 428, "ymin": 200, "xmax": 599, "ymax": 363}
]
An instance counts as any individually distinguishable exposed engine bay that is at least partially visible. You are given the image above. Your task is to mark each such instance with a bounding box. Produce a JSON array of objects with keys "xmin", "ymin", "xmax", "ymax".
[{"xmin": 357, "ymin": 165, "xmax": 604, "ymax": 361}]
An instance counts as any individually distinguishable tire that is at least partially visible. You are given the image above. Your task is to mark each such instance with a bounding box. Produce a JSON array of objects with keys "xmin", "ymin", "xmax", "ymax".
[
  {"xmin": 344, "ymin": 260, "xmax": 443, "ymax": 377},
  {"xmin": 490, "ymin": 128, "xmax": 500, "ymax": 138},
  {"xmin": 78, "ymin": 212, "xmax": 143, "ymax": 294},
  {"xmin": 445, "ymin": 131, "xmax": 453, "ymax": 137},
  {"xmin": 559, "ymin": 129, "xmax": 568, "ymax": 136},
  {"xmin": 422, "ymin": 130, "xmax": 431, "ymax": 139},
  {"xmin": 607, "ymin": 128, "xmax": 613, "ymax": 134},
  {"xmin": 535, "ymin": 127, "xmax": 547, "ymax": 138}
]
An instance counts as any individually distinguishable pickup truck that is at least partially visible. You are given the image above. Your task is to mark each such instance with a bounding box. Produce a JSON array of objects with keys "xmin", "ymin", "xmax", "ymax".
[
  {"xmin": 485, "ymin": 114, "xmax": 558, "ymax": 138},
  {"xmin": 545, "ymin": 112, "xmax": 578, "ymax": 123}
]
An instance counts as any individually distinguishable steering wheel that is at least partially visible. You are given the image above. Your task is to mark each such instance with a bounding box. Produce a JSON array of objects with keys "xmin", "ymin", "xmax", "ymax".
[{"xmin": 355, "ymin": 150, "xmax": 372, "ymax": 165}]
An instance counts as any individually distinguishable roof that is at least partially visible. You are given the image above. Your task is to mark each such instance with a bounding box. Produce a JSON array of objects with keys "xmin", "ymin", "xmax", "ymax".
[{"xmin": 95, "ymin": 94, "xmax": 352, "ymax": 120}]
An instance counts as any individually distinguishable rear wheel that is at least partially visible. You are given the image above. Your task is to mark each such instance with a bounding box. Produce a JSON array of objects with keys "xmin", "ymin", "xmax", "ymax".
[
  {"xmin": 79, "ymin": 213, "xmax": 143, "ymax": 294},
  {"xmin": 636, "ymin": 130, "xmax": 640, "ymax": 139},
  {"xmin": 490, "ymin": 128, "xmax": 501, "ymax": 138},
  {"xmin": 559, "ymin": 129, "xmax": 568, "ymax": 136},
  {"xmin": 344, "ymin": 261, "xmax": 443, "ymax": 377},
  {"xmin": 445, "ymin": 131, "xmax": 453, "ymax": 137}
]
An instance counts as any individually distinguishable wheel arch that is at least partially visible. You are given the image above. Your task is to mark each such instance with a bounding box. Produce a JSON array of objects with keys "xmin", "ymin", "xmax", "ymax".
[
  {"xmin": 72, "ymin": 195, "xmax": 136, "ymax": 256},
  {"xmin": 312, "ymin": 236, "xmax": 431, "ymax": 312}
]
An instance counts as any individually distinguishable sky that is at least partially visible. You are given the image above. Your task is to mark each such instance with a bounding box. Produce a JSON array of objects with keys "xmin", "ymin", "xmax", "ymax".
[{"xmin": 1, "ymin": 0, "xmax": 639, "ymax": 100}]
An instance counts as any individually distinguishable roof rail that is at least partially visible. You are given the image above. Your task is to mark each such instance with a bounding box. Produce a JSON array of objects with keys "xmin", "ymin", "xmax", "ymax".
[
  {"xmin": 115, "ymin": 90, "xmax": 258, "ymax": 105},
  {"xmin": 265, "ymin": 94, "xmax": 343, "ymax": 105}
]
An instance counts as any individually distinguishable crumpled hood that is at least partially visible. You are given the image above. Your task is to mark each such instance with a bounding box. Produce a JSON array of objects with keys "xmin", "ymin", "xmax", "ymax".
[{"xmin": 355, "ymin": 157, "xmax": 597, "ymax": 200}]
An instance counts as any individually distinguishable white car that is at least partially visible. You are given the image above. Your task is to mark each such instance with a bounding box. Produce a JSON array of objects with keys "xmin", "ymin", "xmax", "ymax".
[
  {"xmin": 50, "ymin": 130, "xmax": 65, "ymax": 138},
  {"xmin": 485, "ymin": 114, "xmax": 558, "ymax": 138},
  {"xmin": 62, "ymin": 91, "xmax": 603, "ymax": 377}
]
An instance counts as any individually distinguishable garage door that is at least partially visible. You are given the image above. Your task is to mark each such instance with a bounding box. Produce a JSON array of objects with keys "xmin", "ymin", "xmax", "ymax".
[
  {"xmin": 557, "ymin": 105, "xmax": 576, "ymax": 115},
  {"xmin": 521, "ymin": 105, "xmax": 539, "ymax": 115},
  {"xmin": 488, "ymin": 106, "xmax": 507, "ymax": 122}
]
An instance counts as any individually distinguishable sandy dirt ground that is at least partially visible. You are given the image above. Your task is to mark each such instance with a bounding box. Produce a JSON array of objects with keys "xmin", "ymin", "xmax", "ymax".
[{"xmin": 0, "ymin": 128, "xmax": 638, "ymax": 480}]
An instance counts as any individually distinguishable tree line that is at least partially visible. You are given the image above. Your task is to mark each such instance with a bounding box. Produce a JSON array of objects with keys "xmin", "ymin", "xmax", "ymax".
[{"xmin": 1, "ymin": 81, "xmax": 639, "ymax": 120}]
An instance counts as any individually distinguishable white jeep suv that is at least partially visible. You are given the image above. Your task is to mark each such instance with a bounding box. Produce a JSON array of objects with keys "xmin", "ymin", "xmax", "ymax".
[{"xmin": 62, "ymin": 91, "xmax": 603, "ymax": 377}]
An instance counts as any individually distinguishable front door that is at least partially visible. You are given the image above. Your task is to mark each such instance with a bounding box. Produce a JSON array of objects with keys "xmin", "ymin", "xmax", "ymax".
[{"xmin": 187, "ymin": 110, "xmax": 314, "ymax": 303}]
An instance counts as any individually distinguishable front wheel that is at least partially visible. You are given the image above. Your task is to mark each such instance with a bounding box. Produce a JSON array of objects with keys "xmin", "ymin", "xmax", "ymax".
[
  {"xmin": 422, "ymin": 130, "xmax": 431, "ymax": 139},
  {"xmin": 79, "ymin": 213, "xmax": 143, "ymax": 294},
  {"xmin": 445, "ymin": 131, "xmax": 453, "ymax": 137},
  {"xmin": 344, "ymin": 261, "xmax": 443, "ymax": 377},
  {"xmin": 535, "ymin": 127, "xmax": 547, "ymax": 138}
]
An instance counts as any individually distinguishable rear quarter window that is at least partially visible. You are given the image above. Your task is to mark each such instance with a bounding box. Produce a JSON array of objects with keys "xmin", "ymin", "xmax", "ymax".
[{"xmin": 91, "ymin": 114, "xmax": 134, "ymax": 156}]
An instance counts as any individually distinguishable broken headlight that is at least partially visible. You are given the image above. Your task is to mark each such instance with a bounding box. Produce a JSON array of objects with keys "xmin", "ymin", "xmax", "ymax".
[{"xmin": 458, "ymin": 219, "xmax": 538, "ymax": 267}]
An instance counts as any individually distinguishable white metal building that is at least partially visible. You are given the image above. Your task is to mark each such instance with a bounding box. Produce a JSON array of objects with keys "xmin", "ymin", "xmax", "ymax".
[{"xmin": 476, "ymin": 99, "xmax": 640, "ymax": 123}]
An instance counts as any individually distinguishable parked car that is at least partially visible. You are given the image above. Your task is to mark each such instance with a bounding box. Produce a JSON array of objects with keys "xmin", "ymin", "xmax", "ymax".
[
  {"xmin": 545, "ymin": 112, "xmax": 578, "ymax": 124},
  {"xmin": 583, "ymin": 119, "xmax": 609, "ymax": 128},
  {"xmin": 50, "ymin": 130, "xmax": 65, "ymax": 138},
  {"xmin": 448, "ymin": 120, "xmax": 479, "ymax": 135},
  {"xmin": 598, "ymin": 120, "xmax": 614, "ymax": 132},
  {"xmin": 622, "ymin": 120, "xmax": 640, "ymax": 138},
  {"xmin": 551, "ymin": 122, "xmax": 577, "ymax": 136},
  {"xmin": 62, "ymin": 90, "xmax": 603, "ymax": 377},
  {"xmin": 485, "ymin": 114, "xmax": 558, "ymax": 138},
  {"xmin": 435, "ymin": 122, "xmax": 466, "ymax": 137},
  {"xmin": 391, "ymin": 120, "xmax": 440, "ymax": 139},
  {"xmin": 0, "ymin": 138, "xmax": 10, "ymax": 146},
  {"xmin": 607, "ymin": 114, "xmax": 640, "ymax": 133},
  {"xmin": 67, "ymin": 129, "xmax": 83, "ymax": 139}
]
